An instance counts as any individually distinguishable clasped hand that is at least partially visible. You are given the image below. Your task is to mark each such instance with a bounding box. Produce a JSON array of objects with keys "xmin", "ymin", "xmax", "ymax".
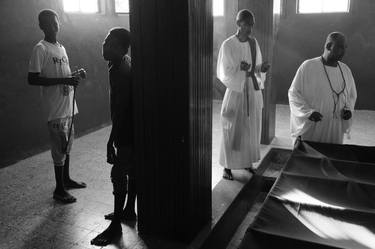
[
  {"xmin": 67, "ymin": 75, "xmax": 80, "ymax": 87},
  {"xmin": 341, "ymin": 109, "xmax": 352, "ymax": 120},
  {"xmin": 240, "ymin": 61, "xmax": 251, "ymax": 71},
  {"xmin": 241, "ymin": 61, "xmax": 270, "ymax": 73},
  {"xmin": 68, "ymin": 69, "xmax": 86, "ymax": 87},
  {"xmin": 309, "ymin": 111, "xmax": 323, "ymax": 122},
  {"xmin": 261, "ymin": 61, "xmax": 270, "ymax": 73},
  {"xmin": 309, "ymin": 110, "xmax": 351, "ymax": 122}
]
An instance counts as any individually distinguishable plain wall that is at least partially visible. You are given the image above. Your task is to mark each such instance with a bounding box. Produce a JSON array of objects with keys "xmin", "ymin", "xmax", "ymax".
[
  {"xmin": 273, "ymin": 0, "xmax": 375, "ymax": 110},
  {"xmin": 0, "ymin": 0, "xmax": 129, "ymax": 167}
]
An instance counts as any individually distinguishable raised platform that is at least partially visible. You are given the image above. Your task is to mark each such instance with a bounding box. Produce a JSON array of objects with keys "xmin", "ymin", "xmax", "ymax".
[{"xmin": 239, "ymin": 141, "xmax": 375, "ymax": 249}]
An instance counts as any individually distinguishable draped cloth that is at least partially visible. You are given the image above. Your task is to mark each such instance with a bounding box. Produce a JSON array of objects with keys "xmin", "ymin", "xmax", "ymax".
[
  {"xmin": 288, "ymin": 57, "xmax": 357, "ymax": 144},
  {"xmin": 217, "ymin": 35, "xmax": 266, "ymax": 169},
  {"xmin": 244, "ymin": 141, "xmax": 375, "ymax": 249}
]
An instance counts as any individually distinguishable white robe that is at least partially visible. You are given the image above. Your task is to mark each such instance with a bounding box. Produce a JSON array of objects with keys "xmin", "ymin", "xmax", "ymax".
[
  {"xmin": 288, "ymin": 57, "xmax": 357, "ymax": 144},
  {"xmin": 217, "ymin": 35, "xmax": 266, "ymax": 169}
]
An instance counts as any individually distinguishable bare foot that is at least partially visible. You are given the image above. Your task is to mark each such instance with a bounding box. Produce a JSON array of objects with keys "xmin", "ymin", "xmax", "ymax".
[{"xmin": 91, "ymin": 222, "xmax": 122, "ymax": 246}]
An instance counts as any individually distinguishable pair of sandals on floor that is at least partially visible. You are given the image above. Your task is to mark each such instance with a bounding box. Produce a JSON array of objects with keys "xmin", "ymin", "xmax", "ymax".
[
  {"xmin": 223, "ymin": 167, "xmax": 256, "ymax": 180},
  {"xmin": 53, "ymin": 180, "xmax": 87, "ymax": 203}
]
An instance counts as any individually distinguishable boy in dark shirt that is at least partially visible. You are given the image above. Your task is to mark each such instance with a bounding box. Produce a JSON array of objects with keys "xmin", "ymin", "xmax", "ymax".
[{"xmin": 91, "ymin": 28, "xmax": 136, "ymax": 246}]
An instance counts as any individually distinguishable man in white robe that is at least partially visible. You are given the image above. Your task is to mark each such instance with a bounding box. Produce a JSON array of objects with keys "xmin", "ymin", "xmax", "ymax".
[
  {"xmin": 217, "ymin": 9, "xmax": 270, "ymax": 180},
  {"xmin": 288, "ymin": 32, "xmax": 357, "ymax": 145}
]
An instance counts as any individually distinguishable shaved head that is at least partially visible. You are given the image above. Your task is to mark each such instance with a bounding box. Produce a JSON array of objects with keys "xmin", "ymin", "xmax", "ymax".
[
  {"xmin": 325, "ymin": 32, "xmax": 346, "ymax": 48},
  {"xmin": 323, "ymin": 31, "xmax": 347, "ymax": 64},
  {"xmin": 236, "ymin": 9, "xmax": 254, "ymax": 23}
]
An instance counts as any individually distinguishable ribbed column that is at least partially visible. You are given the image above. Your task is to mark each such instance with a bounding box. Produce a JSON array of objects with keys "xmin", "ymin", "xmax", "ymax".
[{"xmin": 129, "ymin": 0, "xmax": 212, "ymax": 242}]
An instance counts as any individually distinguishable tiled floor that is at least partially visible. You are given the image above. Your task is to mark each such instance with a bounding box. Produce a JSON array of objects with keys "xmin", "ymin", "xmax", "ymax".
[
  {"xmin": 0, "ymin": 126, "xmax": 136, "ymax": 249},
  {"xmin": 1, "ymin": 103, "xmax": 374, "ymax": 249}
]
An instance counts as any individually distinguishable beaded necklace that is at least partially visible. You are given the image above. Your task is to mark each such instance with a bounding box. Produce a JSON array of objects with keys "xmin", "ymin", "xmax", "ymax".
[{"xmin": 321, "ymin": 56, "xmax": 347, "ymax": 117}]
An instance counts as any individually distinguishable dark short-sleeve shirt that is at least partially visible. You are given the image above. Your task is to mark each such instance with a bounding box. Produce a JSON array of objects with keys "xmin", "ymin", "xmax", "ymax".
[{"xmin": 109, "ymin": 55, "xmax": 134, "ymax": 148}]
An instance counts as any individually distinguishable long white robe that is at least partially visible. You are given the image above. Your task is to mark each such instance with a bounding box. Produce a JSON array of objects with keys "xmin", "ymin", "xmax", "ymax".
[
  {"xmin": 217, "ymin": 35, "xmax": 266, "ymax": 169},
  {"xmin": 288, "ymin": 57, "xmax": 357, "ymax": 144}
]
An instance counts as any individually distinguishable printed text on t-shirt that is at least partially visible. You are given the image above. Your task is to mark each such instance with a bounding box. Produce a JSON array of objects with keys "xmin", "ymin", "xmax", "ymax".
[{"xmin": 53, "ymin": 56, "xmax": 68, "ymax": 65}]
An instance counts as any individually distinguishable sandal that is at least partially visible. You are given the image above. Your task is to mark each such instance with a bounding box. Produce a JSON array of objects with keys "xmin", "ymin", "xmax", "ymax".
[
  {"xmin": 53, "ymin": 191, "xmax": 76, "ymax": 204},
  {"xmin": 222, "ymin": 169, "xmax": 234, "ymax": 180},
  {"xmin": 64, "ymin": 180, "xmax": 87, "ymax": 189}
]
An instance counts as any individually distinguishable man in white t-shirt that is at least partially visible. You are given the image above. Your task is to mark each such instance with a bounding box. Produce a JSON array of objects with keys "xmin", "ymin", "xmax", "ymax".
[{"xmin": 28, "ymin": 9, "xmax": 86, "ymax": 203}]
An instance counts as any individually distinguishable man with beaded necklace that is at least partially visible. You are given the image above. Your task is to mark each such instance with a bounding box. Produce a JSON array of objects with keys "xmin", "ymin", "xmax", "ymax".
[{"xmin": 288, "ymin": 32, "xmax": 357, "ymax": 144}]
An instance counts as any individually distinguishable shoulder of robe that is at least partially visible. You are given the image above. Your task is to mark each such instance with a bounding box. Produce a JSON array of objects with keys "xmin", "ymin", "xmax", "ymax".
[
  {"xmin": 297, "ymin": 60, "xmax": 308, "ymax": 72},
  {"xmin": 300, "ymin": 57, "xmax": 319, "ymax": 71},
  {"xmin": 222, "ymin": 35, "xmax": 236, "ymax": 48},
  {"xmin": 249, "ymin": 36, "xmax": 258, "ymax": 43},
  {"xmin": 338, "ymin": 61, "xmax": 351, "ymax": 73}
]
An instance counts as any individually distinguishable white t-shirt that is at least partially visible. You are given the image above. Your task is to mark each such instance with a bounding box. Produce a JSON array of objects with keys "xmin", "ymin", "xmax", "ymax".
[{"xmin": 29, "ymin": 40, "xmax": 78, "ymax": 121}]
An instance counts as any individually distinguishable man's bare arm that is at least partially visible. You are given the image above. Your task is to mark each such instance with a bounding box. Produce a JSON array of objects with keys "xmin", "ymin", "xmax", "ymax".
[{"xmin": 28, "ymin": 72, "xmax": 79, "ymax": 87}]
